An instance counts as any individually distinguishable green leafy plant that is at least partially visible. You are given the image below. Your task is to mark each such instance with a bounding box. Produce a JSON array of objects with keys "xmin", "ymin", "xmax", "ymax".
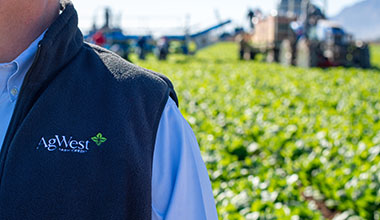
[{"xmin": 134, "ymin": 43, "xmax": 380, "ymax": 219}]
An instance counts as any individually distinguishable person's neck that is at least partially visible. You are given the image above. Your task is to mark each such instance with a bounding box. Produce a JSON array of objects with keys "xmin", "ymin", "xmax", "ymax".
[{"xmin": 0, "ymin": 1, "xmax": 60, "ymax": 63}]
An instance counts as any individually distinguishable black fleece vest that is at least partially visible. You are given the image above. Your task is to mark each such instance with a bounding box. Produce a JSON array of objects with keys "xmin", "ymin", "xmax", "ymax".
[{"xmin": 0, "ymin": 1, "xmax": 177, "ymax": 219}]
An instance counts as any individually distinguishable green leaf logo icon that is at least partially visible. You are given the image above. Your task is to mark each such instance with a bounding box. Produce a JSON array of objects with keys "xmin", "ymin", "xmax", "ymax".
[{"xmin": 91, "ymin": 133, "xmax": 107, "ymax": 146}]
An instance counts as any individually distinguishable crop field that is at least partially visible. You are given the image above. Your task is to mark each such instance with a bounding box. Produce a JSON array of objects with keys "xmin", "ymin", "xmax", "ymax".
[{"xmin": 134, "ymin": 43, "xmax": 380, "ymax": 219}]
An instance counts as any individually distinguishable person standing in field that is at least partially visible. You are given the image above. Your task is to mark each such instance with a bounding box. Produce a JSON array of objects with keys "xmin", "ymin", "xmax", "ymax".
[
  {"xmin": 137, "ymin": 36, "xmax": 148, "ymax": 60},
  {"xmin": 0, "ymin": 0, "xmax": 218, "ymax": 219},
  {"xmin": 238, "ymin": 32, "xmax": 255, "ymax": 60},
  {"xmin": 92, "ymin": 30, "xmax": 107, "ymax": 47},
  {"xmin": 157, "ymin": 37, "xmax": 170, "ymax": 60}
]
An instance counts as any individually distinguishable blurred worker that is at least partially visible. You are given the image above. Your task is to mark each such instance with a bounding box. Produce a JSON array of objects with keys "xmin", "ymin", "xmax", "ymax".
[
  {"xmin": 92, "ymin": 30, "xmax": 107, "ymax": 47},
  {"xmin": 110, "ymin": 39, "xmax": 131, "ymax": 62},
  {"xmin": 237, "ymin": 32, "xmax": 255, "ymax": 60},
  {"xmin": 247, "ymin": 9, "xmax": 255, "ymax": 30},
  {"xmin": 157, "ymin": 37, "xmax": 170, "ymax": 60},
  {"xmin": 137, "ymin": 36, "xmax": 147, "ymax": 60},
  {"xmin": 181, "ymin": 40, "xmax": 189, "ymax": 55},
  {"xmin": 110, "ymin": 43, "xmax": 131, "ymax": 62}
]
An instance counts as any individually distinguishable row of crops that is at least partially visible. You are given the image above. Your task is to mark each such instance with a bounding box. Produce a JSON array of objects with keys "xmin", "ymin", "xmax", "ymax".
[{"xmin": 134, "ymin": 43, "xmax": 380, "ymax": 219}]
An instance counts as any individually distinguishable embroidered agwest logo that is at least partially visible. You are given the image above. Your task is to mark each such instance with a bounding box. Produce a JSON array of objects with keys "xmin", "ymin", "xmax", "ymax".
[
  {"xmin": 37, "ymin": 133, "xmax": 107, "ymax": 154},
  {"xmin": 91, "ymin": 133, "xmax": 107, "ymax": 146}
]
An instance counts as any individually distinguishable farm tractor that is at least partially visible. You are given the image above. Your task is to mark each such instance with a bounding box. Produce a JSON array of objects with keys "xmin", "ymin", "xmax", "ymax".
[{"xmin": 250, "ymin": 0, "xmax": 371, "ymax": 68}]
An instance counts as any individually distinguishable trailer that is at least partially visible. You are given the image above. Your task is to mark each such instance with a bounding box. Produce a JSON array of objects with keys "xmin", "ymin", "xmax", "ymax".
[{"xmin": 251, "ymin": 15, "xmax": 296, "ymax": 62}]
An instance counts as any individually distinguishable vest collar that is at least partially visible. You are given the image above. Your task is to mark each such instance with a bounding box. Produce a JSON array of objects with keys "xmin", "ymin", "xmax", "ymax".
[
  {"xmin": 0, "ymin": 0, "xmax": 84, "ymax": 166},
  {"xmin": 27, "ymin": 0, "xmax": 83, "ymax": 85}
]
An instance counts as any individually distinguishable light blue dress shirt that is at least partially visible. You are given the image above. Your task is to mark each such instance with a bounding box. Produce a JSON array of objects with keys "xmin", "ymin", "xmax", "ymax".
[{"xmin": 0, "ymin": 34, "xmax": 217, "ymax": 220}]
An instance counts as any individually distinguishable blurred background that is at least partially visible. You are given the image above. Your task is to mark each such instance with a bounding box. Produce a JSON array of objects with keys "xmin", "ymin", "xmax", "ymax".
[
  {"xmin": 74, "ymin": 0, "xmax": 379, "ymax": 41},
  {"xmin": 73, "ymin": 0, "xmax": 380, "ymax": 219}
]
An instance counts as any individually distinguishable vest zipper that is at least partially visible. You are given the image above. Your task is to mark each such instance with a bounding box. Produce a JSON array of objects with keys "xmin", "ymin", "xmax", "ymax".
[{"xmin": 0, "ymin": 43, "xmax": 43, "ymax": 183}]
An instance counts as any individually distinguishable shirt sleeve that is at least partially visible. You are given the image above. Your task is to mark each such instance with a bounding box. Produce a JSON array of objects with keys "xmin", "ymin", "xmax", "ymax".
[{"xmin": 151, "ymin": 97, "xmax": 218, "ymax": 220}]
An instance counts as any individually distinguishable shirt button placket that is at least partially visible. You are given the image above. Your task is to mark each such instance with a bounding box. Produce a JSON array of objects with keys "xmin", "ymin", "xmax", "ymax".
[
  {"xmin": 10, "ymin": 87, "xmax": 19, "ymax": 101},
  {"xmin": 11, "ymin": 88, "xmax": 18, "ymax": 96}
]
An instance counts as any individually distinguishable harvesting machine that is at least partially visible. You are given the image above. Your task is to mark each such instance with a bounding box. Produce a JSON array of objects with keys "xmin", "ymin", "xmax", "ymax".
[{"xmin": 250, "ymin": 0, "xmax": 371, "ymax": 68}]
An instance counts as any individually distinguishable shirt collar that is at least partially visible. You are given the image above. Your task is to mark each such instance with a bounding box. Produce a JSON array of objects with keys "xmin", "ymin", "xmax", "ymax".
[{"xmin": 0, "ymin": 31, "xmax": 46, "ymax": 102}]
